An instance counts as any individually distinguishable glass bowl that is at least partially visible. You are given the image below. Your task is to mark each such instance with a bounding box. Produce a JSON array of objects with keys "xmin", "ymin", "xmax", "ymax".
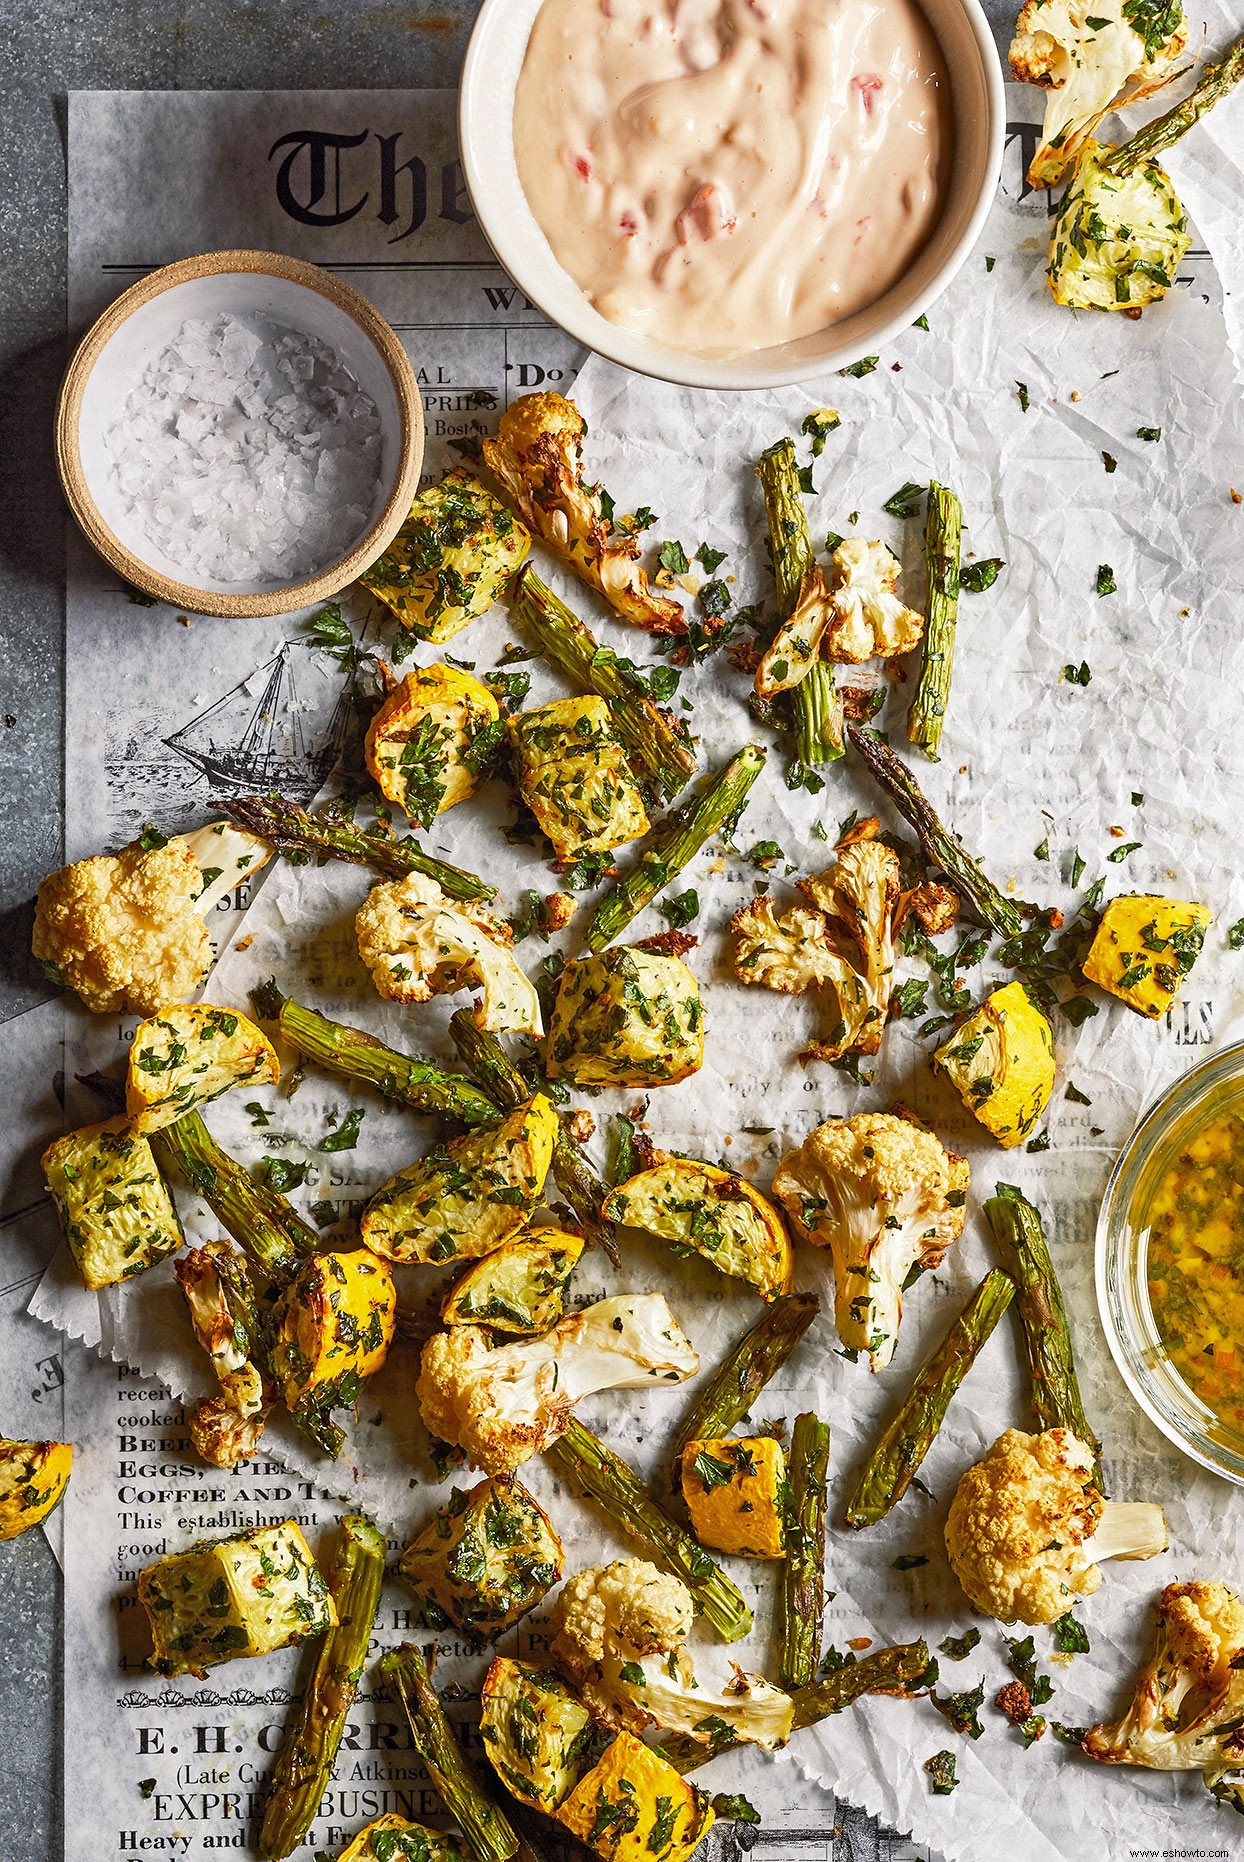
[{"xmin": 1096, "ymin": 1037, "xmax": 1244, "ymax": 1484}]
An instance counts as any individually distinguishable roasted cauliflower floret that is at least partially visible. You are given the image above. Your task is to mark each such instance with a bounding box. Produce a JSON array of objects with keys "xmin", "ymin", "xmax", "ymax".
[
  {"xmin": 0, "ymin": 1439, "xmax": 73, "ymax": 1541},
  {"xmin": 1082, "ymin": 893, "xmax": 1210, "ymax": 1018},
  {"xmin": 32, "ymin": 822, "xmax": 271, "ymax": 1016},
  {"xmin": 945, "ymin": 1427, "xmax": 1167, "ymax": 1626},
  {"xmin": 397, "ymin": 1477, "xmax": 565, "ymax": 1639},
  {"xmin": 773, "ymin": 1110, "xmax": 967, "ymax": 1369},
  {"xmin": 483, "ymin": 393, "xmax": 684, "ymax": 635},
  {"xmin": 416, "ymin": 1294, "xmax": 698, "ymax": 1476},
  {"xmin": 360, "ymin": 467, "xmax": 531, "ymax": 643},
  {"xmin": 822, "ymin": 539, "xmax": 925, "ymax": 664},
  {"xmin": 732, "ymin": 829, "xmax": 900, "ymax": 1065},
  {"xmin": 43, "ymin": 1117, "xmax": 185, "ymax": 1290},
  {"xmin": 934, "ymin": 981, "xmax": 1055, "ymax": 1148},
  {"xmin": 125, "ymin": 1002, "xmax": 279, "ymax": 1133},
  {"xmin": 1049, "ymin": 140, "xmax": 1190, "ymax": 310},
  {"xmin": 1084, "ymin": 1581, "xmax": 1244, "ymax": 1807},
  {"xmin": 362, "ymin": 1095, "xmax": 558, "ymax": 1266},
  {"xmin": 355, "ymin": 870, "xmax": 542, "ymax": 1034},
  {"xmin": 546, "ymin": 945, "xmax": 704, "ymax": 1087},
  {"xmin": 754, "ymin": 542, "xmax": 923, "ymax": 699},
  {"xmin": 509, "ymin": 696, "xmax": 649, "ymax": 861},
  {"xmin": 603, "ymin": 1158, "xmax": 793, "ymax": 1302},
  {"xmin": 175, "ymin": 1239, "xmax": 270, "ymax": 1470},
  {"xmin": 1010, "ymin": 0, "xmax": 1188, "ymax": 187},
  {"xmin": 550, "ymin": 1557, "xmax": 794, "ymax": 1749},
  {"xmin": 139, "ymin": 1521, "xmax": 335, "ymax": 1678}
]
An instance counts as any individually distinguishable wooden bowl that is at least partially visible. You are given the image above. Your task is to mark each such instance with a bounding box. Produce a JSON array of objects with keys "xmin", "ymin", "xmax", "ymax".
[{"xmin": 55, "ymin": 249, "xmax": 424, "ymax": 618}]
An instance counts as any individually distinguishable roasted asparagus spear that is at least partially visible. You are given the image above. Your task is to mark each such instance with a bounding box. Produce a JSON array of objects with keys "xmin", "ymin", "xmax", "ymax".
[
  {"xmin": 150, "ymin": 1109, "xmax": 317, "ymax": 1278},
  {"xmin": 511, "ymin": 568, "xmax": 697, "ymax": 801},
  {"xmin": 779, "ymin": 1412, "xmax": 831, "ymax": 1689},
  {"xmin": 379, "ymin": 1644, "xmax": 521, "ymax": 1862},
  {"xmin": 907, "ymin": 482, "xmax": 962, "ymax": 759},
  {"xmin": 847, "ymin": 723, "xmax": 1028, "ymax": 937},
  {"xmin": 545, "ymin": 1418, "xmax": 754, "ymax": 1642},
  {"xmin": 670, "ymin": 1293, "xmax": 819, "ymax": 1481},
  {"xmin": 223, "ymin": 794, "xmax": 494, "ymax": 902},
  {"xmin": 1105, "ymin": 36, "xmax": 1244, "ymax": 175},
  {"xmin": 658, "ymin": 1639, "xmax": 931, "ymax": 1771},
  {"xmin": 260, "ymin": 1514, "xmax": 387, "ymax": 1858},
  {"xmin": 986, "ymin": 1185, "xmax": 1102, "ymax": 1485},
  {"xmin": 250, "ymin": 982, "xmax": 495, "ymax": 1126},
  {"xmin": 585, "ymin": 743, "xmax": 767, "ymax": 950},
  {"xmin": 844, "ymin": 1269, "xmax": 1015, "ymax": 1529},
  {"xmin": 756, "ymin": 438, "xmax": 844, "ymax": 772}
]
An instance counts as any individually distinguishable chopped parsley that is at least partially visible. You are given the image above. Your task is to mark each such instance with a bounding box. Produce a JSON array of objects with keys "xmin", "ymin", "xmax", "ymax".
[
  {"xmin": 1137, "ymin": 425, "xmax": 1161, "ymax": 442},
  {"xmin": 263, "ymin": 1156, "xmax": 311, "ymax": 1194},
  {"xmin": 925, "ymin": 1750, "xmax": 958, "ymax": 1795},
  {"xmin": 1016, "ymin": 381, "xmax": 1030, "ymax": 412},
  {"xmin": 320, "ymin": 1107, "xmax": 365, "ymax": 1151},
  {"xmin": 1052, "ymin": 1611, "xmax": 1090, "ymax": 1654},
  {"xmin": 939, "ymin": 1628, "xmax": 981, "ymax": 1661},
  {"xmin": 840, "ymin": 355, "xmax": 879, "ymax": 377},
  {"xmin": 959, "ymin": 558, "xmax": 1004, "ymax": 592},
  {"xmin": 1004, "ymin": 1634, "xmax": 1055, "ymax": 1706},
  {"xmin": 711, "ymin": 1795, "xmax": 761, "ymax": 1825},
  {"xmin": 690, "ymin": 1450, "xmax": 738, "ymax": 1491},
  {"xmin": 305, "ymin": 601, "xmax": 355, "ymax": 662},
  {"xmin": 1064, "ymin": 660, "xmax": 1093, "ymax": 685},
  {"xmin": 883, "ymin": 481, "xmax": 926, "ymax": 519},
  {"xmin": 1095, "ymin": 563, "xmax": 1117, "ymax": 597},
  {"xmin": 659, "ymin": 540, "xmax": 690, "ymax": 576},
  {"xmin": 932, "ymin": 1680, "xmax": 985, "ymax": 1738},
  {"xmin": 801, "ymin": 409, "xmax": 841, "ymax": 455},
  {"xmin": 659, "ymin": 888, "xmax": 700, "ymax": 929}
]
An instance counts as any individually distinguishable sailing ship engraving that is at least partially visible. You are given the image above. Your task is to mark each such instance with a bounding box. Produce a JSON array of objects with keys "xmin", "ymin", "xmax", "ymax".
[
  {"xmin": 104, "ymin": 639, "xmax": 354, "ymax": 844},
  {"xmin": 163, "ymin": 641, "xmax": 351, "ymax": 794}
]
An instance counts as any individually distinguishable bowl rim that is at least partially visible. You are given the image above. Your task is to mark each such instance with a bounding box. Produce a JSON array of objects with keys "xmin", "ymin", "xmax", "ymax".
[
  {"xmin": 458, "ymin": 0, "xmax": 1006, "ymax": 391},
  {"xmin": 54, "ymin": 248, "xmax": 425, "ymax": 619},
  {"xmin": 1094, "ymin": 1036, "xmax": 1244, "ymax": 1485}
]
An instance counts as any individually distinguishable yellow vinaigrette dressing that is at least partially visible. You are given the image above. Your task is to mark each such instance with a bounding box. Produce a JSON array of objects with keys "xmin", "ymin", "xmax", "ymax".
[{"xmin": 1145, "ymin": 1107, "xmax": 1244, "ymax": 1432}]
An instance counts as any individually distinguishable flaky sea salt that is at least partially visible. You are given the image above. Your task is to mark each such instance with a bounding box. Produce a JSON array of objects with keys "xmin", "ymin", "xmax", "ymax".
[{"xmin": 104, "ymin": 312, "xmax": 383, "ymax": 584}]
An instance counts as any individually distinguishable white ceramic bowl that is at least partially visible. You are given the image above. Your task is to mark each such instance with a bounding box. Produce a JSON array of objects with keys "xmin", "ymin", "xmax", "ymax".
[
  {"xmin": 56, "ymin": 250, "xmax": 424, "ymax": 618},
  {"xmin": 459, "ymin": 0, "xmax": 1005, "ymax": 391}
]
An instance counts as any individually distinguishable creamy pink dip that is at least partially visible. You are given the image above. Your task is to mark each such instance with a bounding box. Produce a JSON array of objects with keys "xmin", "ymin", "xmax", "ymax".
[{"xmin": 513, "ymin": 0, "xmax": 952, "ymax": 357}]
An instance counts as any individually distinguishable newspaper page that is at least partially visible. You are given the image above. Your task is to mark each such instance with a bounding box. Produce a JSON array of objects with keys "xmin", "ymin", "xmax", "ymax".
[{"xmin": 30, "ymin": 87, "xmax": 910, "ymax": 1862}]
